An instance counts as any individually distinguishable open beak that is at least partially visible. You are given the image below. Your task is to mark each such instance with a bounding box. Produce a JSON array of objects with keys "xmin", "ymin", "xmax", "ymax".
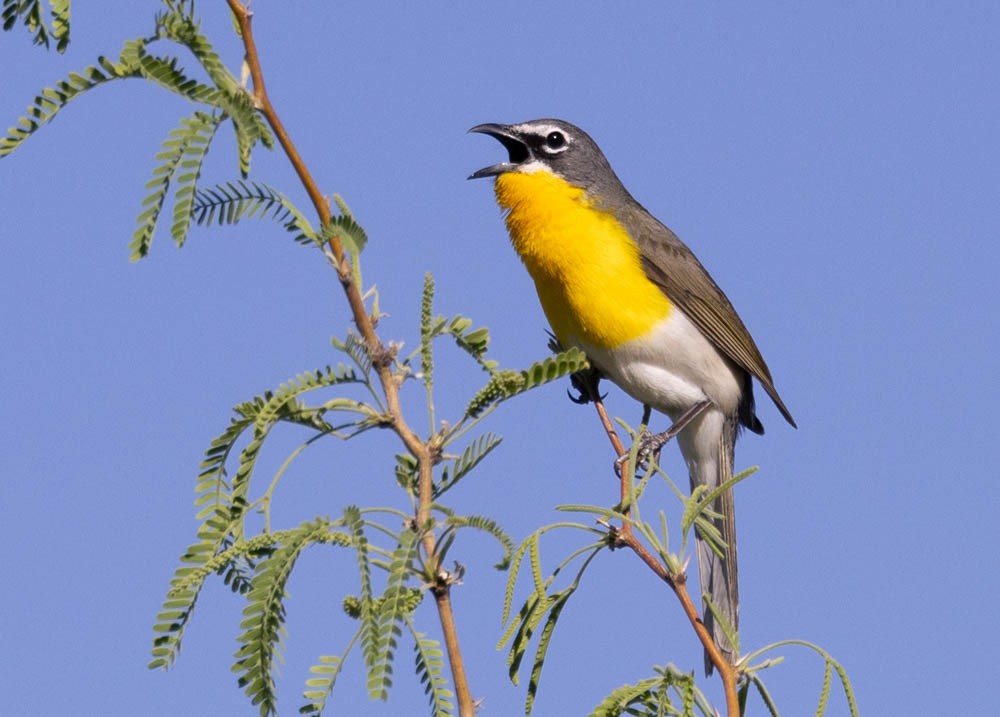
[{"xmin": 468, "ymin": 123, "xmax": 531, "ymax": 179}]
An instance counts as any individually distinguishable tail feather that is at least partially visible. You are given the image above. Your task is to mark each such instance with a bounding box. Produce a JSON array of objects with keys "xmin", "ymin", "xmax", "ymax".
[
  {"xmin": 682, "ymin": 411, "xmax": 740, "ymax": 675},
  {"xmin": 696, "ymin": 475, "xmax": 738, "ymax": 674}
]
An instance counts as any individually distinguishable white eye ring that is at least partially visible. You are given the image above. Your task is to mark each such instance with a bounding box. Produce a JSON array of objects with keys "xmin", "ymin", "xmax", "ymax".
[{"xmin": 543, "ymin": 131, "xmax": 568, "ymax": 153}]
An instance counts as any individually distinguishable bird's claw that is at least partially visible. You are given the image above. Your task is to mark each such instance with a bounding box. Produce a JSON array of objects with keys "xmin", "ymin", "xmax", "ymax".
[
  {"xmin": 568, "ymin": 366, "xmax": 604, "ymax": 405},
  {"xmin": 614, "ymin": 430, "xmax": 669, "ymax": 476},
  {"xmin": 613, "ymin": 400, "xmax": 713, "ymax": 476}
]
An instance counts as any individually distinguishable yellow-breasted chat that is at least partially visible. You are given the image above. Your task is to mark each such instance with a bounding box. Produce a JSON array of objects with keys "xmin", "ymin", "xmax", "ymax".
[{"xmin": 469, "ymin": 118, "xmax": 796, "ymax": 672}]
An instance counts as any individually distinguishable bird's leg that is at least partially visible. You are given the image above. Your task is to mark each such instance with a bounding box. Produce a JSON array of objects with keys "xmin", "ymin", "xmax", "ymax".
[
  {"xmin": 640, "ymin": 404, "xmax": 653, "ymax": 430},
  {"xmin": 644, "ymin": 398, "xmax": 711, "ymax": 454},
  {"xmin": 617, "ymin": 399, "xmax": 712, "ymax": 473}
]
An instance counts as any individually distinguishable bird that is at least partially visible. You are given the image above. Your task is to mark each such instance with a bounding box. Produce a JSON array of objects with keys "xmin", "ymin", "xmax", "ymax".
[{"xmin": 468, "ymin": 118, "xmax": 796, "ymax": 672}]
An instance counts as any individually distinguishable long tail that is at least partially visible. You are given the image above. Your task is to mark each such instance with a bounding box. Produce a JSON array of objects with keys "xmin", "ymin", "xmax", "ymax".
[{"xmin": 681, "ymin": 410, "xmax": 740, "ymax": 675}]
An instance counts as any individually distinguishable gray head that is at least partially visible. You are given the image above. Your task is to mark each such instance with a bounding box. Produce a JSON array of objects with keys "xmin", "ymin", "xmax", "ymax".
[{"xmin": 468, "ymin": 119, "xmax": 630, "ymax": 205}]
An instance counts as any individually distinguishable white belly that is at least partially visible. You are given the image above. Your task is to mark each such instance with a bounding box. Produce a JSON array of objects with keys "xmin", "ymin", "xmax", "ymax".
[{"xmin": 574, "ymin": 308, "xmax": 743, "ymax": 422}]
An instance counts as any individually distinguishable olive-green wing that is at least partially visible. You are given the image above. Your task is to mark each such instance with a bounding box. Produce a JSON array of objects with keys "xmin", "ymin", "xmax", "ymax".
[{"xmin": 625, "ymin": 205, "xmax": 797, "ymax": 428}]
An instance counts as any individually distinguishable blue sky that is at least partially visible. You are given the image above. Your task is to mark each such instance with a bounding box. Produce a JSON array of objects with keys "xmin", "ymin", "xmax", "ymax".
[{"xmin": 2, "ymin": 2, "xmax": 998, "ymax": 715}]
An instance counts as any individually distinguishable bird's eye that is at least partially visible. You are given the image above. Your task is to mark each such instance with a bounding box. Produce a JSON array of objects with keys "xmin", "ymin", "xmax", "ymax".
[{"xmin": 545, "ymin": 131, "xmax": 566, "ymax": 150}]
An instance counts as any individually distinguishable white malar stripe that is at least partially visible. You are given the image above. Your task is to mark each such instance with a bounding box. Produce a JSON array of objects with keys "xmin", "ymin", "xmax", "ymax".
[{"xmin": 514, "ymin": 159, "xmax": 553, "ymax": 175}]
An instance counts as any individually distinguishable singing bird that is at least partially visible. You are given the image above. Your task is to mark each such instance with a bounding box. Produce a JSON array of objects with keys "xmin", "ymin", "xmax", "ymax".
[{"xmin": 469, "ymin": 119, "xmax": 795, "ymax": 671}]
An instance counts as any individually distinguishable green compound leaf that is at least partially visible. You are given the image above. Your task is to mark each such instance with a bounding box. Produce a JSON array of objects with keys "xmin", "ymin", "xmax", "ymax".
[
  {"xmin": 298, "ymin": 628, "xmax": 361, "ymax": 717},
  {"xmin": 332, "ymin": 330, "xmax": 373, "ymax": 377},
  {"xmin": 299, "ymin": 654, "xmax": 346, "ymax": 717},
  {"xmin": 394, "ymin": 452, "xmax": 419, "ymax": 494},
  {"xmin": 743, "ymin": 640, "xmax": 859, "ymax": 717},
  {"xmin": 409, "ymin": 624, "xmax": 455, "ymax": 717},
  {"xmin": 150, "ymin": 407, "xmax": 258, "ymax": 671},
  {"xmin": 448, "ymin": 319, "xmax": 490, "ymax": 363},
  {"xmin": 131, "ymin": 109, "xmax": 223, "ymax": 260},
  {"xmin": 156, "ymin": 2, "xmax": 242, "ymax": 97},
  {"xmin": 435, "ymin": 433, "xmax": 502, "ymax": 498},
  {"xmin": 588, "ymin": 675, "xmax": 662, "ymax": 717},
  {"xmin": 50, "ymin": 0, "xmax": 68, "ymax": 51},
  {"xmin": 170, "ymin": 363, "xmax": 363, "ymax": 623},
  {"xmin": 135, "ymin": 51, "xmax": 218, "ymax": 104},
  {"xmin": 322, "ymin": 213, "xmax": 368, "ymax": 257},
  {"xmin": 465, "ymin": 347, "xmax": 588, "ymax": 418},
  {"xmin": 0, "ymin": 55, "xmax": 138, "ymax": 158},
  {"xmin": 420, "ymin": 273, "xmax": 435, "ymax": 393},
  {"xmin": 148, "ymin": 522, "xmax": 350, "ymax": 676},
  {"xmin": 233, "ymin": 519, "xmax": 340, "ymax": 717},
  {"xmin": 254, "ymin": 365, "xmax": 362, "ymax": 430},
  {"xmin": 192, "ymin": 180, "xmax": 321, "ymax": 248},
  {"xmin": 499, "ymin": 527, "xmax": 605, "ymax": 712},
  {"xmin": 1, "ymin": 0, "xmax": 69, "ymax": 51},
  {"xmin": 154, "ymin": 4, "xmax": 273, "ymax": 175},
  {"xmin": 524, "ymin": 589, "xmax": 572, "ymax": 715},
  {"xmin": 224, "ymin": 366, "xmax": 364, "ymax": 537},
  {"xmin": 366, "ymin": 529, "xmax": 420, "ymax": 700},
  {"xmin": 343, "ymin": 507, "xmax": 376, "ymax": 663},
  {"xmin": 587, "ymin": 665, "xmax": 715, "ymax": 717},
  {"xmin": 437, "ymin": 510, "xmax": 515, "ymax": 570}
]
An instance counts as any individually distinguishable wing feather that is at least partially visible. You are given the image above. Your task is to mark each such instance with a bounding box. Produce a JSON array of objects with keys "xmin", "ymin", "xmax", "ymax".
[{"xmin": 622, "ymin": 205, "xmax": 796, "ymax": 428}]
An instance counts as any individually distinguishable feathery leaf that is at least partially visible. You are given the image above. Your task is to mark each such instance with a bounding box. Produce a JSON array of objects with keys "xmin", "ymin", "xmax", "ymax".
[
  {"xmin": 322, "ymin": 213, "xmax": 368, "ymax": 257},
  {"xmin": 135, "ymin": 51, "xmax": 218, "ymax": 104},
  {"xmin": 192, "ymin": 180, "xmax": 320, "ymax": 247},
  {"xmin": 394, "ymin": 452, "xmax": 419, "ymax": 495},
  {"xmin": 150, "ymin": 406, "xmax": 256, "ymax": 670},
  {"xmin": 233, "ymin": 518, "xmax": 338, "ymax": 717},
  {"xmin": 366, "ymin": 529, "xmax": 419, "ymax": 700},
  {"xmin": 409, "ymin": 625, "xmax": 455, "ymax": 717},
  {"xmin": 131, "ymin": 109, "xmax": 222, "ymax": 260},
  {"xmin": 154, "ymin": 4, "xmax": 274, "ymax": 175},
  {"xmin": 524, "ymin": 589, "xmax": 572, "ymax": 715},
  {"xmin": 1, "ymin": 0, "xmax": 66, "ymax": 50},
  {"xmin": 587, "ymin": 665, "xmax": 714, "ymax": 717},
  {"xmin": 299, "ymin": 654, "xmax": 345, "ymax": 717},
  {"xmin": 742, "ymin": 640, "xmax": 859, "ymax": 717},
  {"xmin": 420, "ymin": 273, "xmax": 435, "ymax": 397},
  {"xmin": 443, "ymin": 512, "xmax": 514, "ymax": 570},
  {"xmin": 750, "ymin": 675, "xmax": 780, "ymax": 717},
  {"xmin": 435, "ymin": 433, "xmax": 502, "ymax": 498},
  {"xmin": 465, "ymin": 347, "xmax": 588, "ymax": 418},
  {"xmin": 0, "ymin": 54, "xmax": 138, "ymax": 158},
  {"xmin": 49, "ymin": 0, "xmax": 68, "ymax": 51},
  {"xmin": 298, "ymin": 629, "xmax": 361, "ymax": 717},
  {"xmin": 332, "ymin": 330, "xmax": 373, "ymax": 377},
  {"xmin": 587, "ymin": 676, "xmax": 662, "ymax": 717}
]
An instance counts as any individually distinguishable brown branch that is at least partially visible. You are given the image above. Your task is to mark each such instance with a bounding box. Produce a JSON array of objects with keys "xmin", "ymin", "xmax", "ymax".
[
  {"xmin": 588, "ymin": 392, "xmax": 741, "ymax": 717},
  {"xmin": 223, "ymin": 3, "xmax": 475, "ymax": 714},
  {"xmin": 591, "ymin": 396, "xmax": 636, "ymax": 540},
  {"xmin": 432, "ymin": 585, "xmax": 473, "ymax": 706}
]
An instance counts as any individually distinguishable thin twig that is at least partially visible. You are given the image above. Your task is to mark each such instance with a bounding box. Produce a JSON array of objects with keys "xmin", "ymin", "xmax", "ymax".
[
  {"xmin": 223, "ymin": 3, "xmax": 475, "ymax": 714},
  {"xmin": 591, "ymin": 397, "xmax": 635, "ymax": 540},
  {"xmin": 587, "ymin": 391, "xmax": 741, "ymax": 717}
]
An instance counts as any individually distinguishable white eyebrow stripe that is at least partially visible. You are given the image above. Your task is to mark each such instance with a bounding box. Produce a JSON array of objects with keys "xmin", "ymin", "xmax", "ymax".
[{"xmin": 512, "ymin": 122, "xmax": 566, "ymax": 139}]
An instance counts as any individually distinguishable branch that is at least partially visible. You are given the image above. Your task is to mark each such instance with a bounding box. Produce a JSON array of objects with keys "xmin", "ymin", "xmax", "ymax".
[
  {"xmin": 223, "ymin": 2, "xmax": 475, "ymax": 714},
  {"xmin": 586, "ymin": 388, "xmax": 741, "ymax": 717}
]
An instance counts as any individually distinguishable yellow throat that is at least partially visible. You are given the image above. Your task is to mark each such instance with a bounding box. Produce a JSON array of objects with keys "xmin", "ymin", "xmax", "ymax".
[{"xmin": 495, "ymin": 170, "xmax": 672, "ymax": 349}]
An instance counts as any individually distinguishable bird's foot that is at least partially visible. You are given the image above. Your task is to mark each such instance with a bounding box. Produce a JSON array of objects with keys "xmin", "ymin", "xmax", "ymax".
[
  {"xmin": 614, "ymin": 430, "xmax": 660, "ymax": 476},
  {"xmin": 613, "ymin": 399, "xmax": 712, "ymax": 476},
  {"xmin": 567, "ymin": 365, "xmax": 604, "ymax": 405},
  {"xmin": 614, "ymin": 428, "xmax": 673, "ymax": 475}
]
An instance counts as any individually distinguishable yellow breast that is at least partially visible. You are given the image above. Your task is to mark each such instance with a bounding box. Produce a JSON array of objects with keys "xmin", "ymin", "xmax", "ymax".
[{"xmin": 495, "ymin": 170, "xmax": 671, "ymax": 349}]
